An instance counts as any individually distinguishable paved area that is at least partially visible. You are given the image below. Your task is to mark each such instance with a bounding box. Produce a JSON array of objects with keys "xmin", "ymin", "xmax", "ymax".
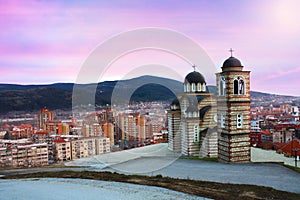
[
  {"xmin": 65, "ymin": 143, "xmax": 300, "ymax": 194},
  {"xmin": 0, "ymin": 178, "xmax": 208, "ymax": 200},
  {"xmin": 102, "ymin": 158, "xmax": 300, "ymax": 194}
]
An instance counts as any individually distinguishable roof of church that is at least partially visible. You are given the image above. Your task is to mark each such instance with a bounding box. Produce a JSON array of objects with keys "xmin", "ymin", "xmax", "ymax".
[
  {"xmin": 222, "ymin": 56, "xmax": 242, "ymax": 68},
  {"xmin": 184, "ymin": 71, "xmax": 206, "ymax": 84}
]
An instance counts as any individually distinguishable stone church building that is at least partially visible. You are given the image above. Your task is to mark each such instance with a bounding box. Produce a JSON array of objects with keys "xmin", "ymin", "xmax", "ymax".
[{"xmin": 167, "ymin": 53, "xmax": 251, "ymax": 162}]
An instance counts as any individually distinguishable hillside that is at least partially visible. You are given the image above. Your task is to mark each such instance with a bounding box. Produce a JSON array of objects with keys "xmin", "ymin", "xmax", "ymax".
[{"xmin": 0, "ymin": 75, "xmax": 298, "ymax": 114}]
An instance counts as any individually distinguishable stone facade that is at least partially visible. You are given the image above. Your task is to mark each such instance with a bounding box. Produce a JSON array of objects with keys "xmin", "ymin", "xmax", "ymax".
[
  {"xmin": 216, "ymin": 56, "xmax": 251, "ymax": 162},
  {"xmin": 167, "ymin": 72, "xmax": 218, "ymax": 157},
  {"xmin": 167, "ymin": 109, "xmax": 182, "ymax": 153}
]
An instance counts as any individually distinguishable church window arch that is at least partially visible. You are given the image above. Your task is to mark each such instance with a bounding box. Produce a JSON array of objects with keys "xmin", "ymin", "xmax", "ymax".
[
  {"xmin": 233, "ymin": 76, "xmax": 245, "ymax": 95},
  {"xmin": 219, "ymin": 76, "xmax": 226, "ymax": 96},
  {"xmin": 191, "ymin": 83, "xmax": 196, "ymax": 92},
  {"xmin": 193, "ymin": 111, "xmax": 198, "ymax": 118},
  {"xmin": 202, "ymin": 83, "xmax": 206, "ymax": 92},
  {"xmin": 186, "ymin": 83, "xmax": 190, "ymax": 92},
  {"xmin": 197, "ymin": 83, "xmax": 201, "ymax": 92}
]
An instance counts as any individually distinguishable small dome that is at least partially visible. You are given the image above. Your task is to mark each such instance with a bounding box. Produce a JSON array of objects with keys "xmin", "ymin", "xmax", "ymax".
[
  {"xmin": 184, "ymin": 71, "xmax": 205, "ymax": 84},
  {"xmin": 171, "ymin": 99, "xmax": 180, "ymax": 106},
  {"xmin": 170, "ymin": 98, "xmax": 180, "ymax": 110},
  {"xmin": 222, "ymin": 56, "xmax": 242, "ymax": 68}
]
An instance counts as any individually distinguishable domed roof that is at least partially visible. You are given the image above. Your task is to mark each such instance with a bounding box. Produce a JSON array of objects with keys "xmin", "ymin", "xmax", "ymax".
[
  {"xmin": 222, "ymin": 56, "xmax": 242, "ymax": 68},
  {"xmin": 171, "ymin": 99, "xmax": 180, "ymax": 106},
  {"xmin": 184, "ymin": 71, "xmax": 205, "ymax": 84}
]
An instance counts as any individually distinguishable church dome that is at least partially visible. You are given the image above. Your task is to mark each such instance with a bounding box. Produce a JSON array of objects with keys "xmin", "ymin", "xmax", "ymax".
[
  {"xmin": 221, "ymin": 56, "xmax": 243, "ymax": 72},
  {"xmin": 222, "ymin": 56, "xmax": 242, "ymax": 68},
  {"xmin": 184, "ymin": 71, "xmax": 206, "ymax": 84}
]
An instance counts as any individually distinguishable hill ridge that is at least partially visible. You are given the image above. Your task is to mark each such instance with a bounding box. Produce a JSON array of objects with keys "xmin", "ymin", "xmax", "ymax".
[{"xmin": 0, "ymin": 76, "xmax": 298, "ymax": 114}]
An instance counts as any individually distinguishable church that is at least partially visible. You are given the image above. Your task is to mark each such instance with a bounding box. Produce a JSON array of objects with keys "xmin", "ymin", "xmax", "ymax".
[{"xmin": 167, "ymin": 52, "xmax": 251, "ymax": 162}]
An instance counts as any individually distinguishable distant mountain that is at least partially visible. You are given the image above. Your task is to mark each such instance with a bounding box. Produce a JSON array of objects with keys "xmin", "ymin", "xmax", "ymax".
[
  {"xmin": 0, "ymin": 76, "xmax": 183, "ymax": 114},
  {"xmin": 0, "ymin": 83, "xmax": 75, "ymax": 91},
  {"xmin": 0, "ymin": 75, "xmax": 298, "ymax": 114}
]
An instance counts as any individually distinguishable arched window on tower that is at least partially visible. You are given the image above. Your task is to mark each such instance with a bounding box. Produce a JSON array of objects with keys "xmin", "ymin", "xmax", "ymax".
[
  {"xmin": 233, "ymin": 76, "xmax": 245, "ymax": 95},
  {"xmin": 219, "ymin": 76, "xmax": 226, "ymax": 96},
  {"xmin": 239, "ymin": 79, "xmax": 244, "ymax": 94}
]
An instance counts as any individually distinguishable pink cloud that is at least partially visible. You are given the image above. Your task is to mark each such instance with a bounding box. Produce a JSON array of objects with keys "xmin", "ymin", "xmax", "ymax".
[{"xmin": 0, "ymin": 0, "xmax": 299, "ymax": 95}]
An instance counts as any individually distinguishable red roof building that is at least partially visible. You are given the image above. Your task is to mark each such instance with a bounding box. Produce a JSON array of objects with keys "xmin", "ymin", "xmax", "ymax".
[{"xmin": 276, "ymin": 139, "xmax": 300, "ymax": 157}]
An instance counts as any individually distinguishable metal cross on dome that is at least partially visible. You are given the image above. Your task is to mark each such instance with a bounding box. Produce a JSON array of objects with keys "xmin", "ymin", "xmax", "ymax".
[
  {"xmin": 192, "ymin": 64, "xmax": 196, "ymax": 71},
  {"xmin": 229, "ymin": 48, "xmax": 234, "ymax": 57}
]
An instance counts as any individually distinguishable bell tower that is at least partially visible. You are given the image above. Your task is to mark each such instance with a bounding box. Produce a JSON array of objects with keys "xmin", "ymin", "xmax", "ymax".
[{"xmin": 216, "ymin": 49, "xmax": 251, "ymax": 162}]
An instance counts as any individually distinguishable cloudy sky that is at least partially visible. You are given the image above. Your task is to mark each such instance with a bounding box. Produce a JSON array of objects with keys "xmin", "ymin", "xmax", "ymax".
[{"xmin": 1, "ymin": 0, "xmax": 299, "ymax": 96}]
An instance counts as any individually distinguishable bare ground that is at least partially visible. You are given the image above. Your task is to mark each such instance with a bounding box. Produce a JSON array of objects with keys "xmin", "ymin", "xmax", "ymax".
[{"xmin": 1, "ymin": 170, "xmax": 300, "ymax": 200}]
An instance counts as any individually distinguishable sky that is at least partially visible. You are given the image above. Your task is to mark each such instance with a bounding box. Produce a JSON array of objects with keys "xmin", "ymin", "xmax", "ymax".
[{"xmin": 0, "ymin": 0, "xmax": 300, "ymax": 96}]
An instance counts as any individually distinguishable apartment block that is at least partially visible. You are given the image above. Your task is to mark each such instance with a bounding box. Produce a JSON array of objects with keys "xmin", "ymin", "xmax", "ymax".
[{"xmin": 0, "ymin": 143, "xmax": 48, "ymax": 167}]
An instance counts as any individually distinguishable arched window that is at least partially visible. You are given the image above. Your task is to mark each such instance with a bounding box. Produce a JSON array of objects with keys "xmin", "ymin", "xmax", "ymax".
[
  {"xmin": 194, "ymin": 124, "xmax": 199, "ymax": 142},
  {"xmin": 202, "ymin": 83, "xmax": 206, "ymax": 92},
  {"xmin": 191, "ymin": 83, "xmax": 195, "ymax": 92},
  {"xmin": 193, "ymin": 111, "xmax": 198, "ymax": 118},
  {"xmin": 186, "ymin": 83, "xmax": 190, "ymax": 92},
  {"xmin": 197, "ymin": 83, "xmax": 201, "ymax": 92},
  {"xmin": 233, "ymin": 76, "xmax": 245, "ymax": 95},
  {"xmin": 219, "ymin": 76, "xmax": 226, "ymax": 96},
  {"xmin": 239, "ymin": 79, "xmax": 244, "ymax": 94}
]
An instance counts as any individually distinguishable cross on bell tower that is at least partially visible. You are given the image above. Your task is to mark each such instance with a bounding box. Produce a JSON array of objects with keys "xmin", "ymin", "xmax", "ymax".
[{"xmin": 229, "ymin": 48, "xmax": 234, "ymax": 57}]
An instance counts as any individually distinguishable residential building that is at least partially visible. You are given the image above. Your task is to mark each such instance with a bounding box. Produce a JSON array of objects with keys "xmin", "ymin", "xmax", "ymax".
[
  {"xmin": 70, "ymin": 137, "xmax": 110, "ymax": 160},
  {"xmin": 0, "ymin": 142, "xmax": 48, "ymax": 167},
  {"xmin": 38, "ymin": 107, "xmax": 54, "ymax": 129}
]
